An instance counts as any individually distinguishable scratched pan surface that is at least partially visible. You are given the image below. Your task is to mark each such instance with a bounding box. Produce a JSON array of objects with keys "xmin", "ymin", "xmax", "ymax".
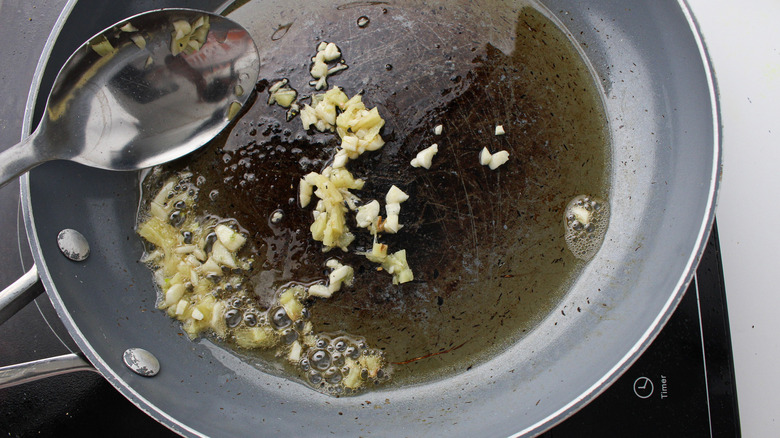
[{"xmin": 22, "ymin": 0, "xmax": 718, "ymax": 436}]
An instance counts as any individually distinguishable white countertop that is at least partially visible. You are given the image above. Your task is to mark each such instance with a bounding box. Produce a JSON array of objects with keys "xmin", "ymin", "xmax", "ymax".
[{"xmin": 686, "ymin": 0, "xmax": 780, "ymax": 435}]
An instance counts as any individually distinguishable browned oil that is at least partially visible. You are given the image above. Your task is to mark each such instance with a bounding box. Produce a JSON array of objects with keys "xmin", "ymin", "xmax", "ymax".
[{"xmin": 142, "ymin": 4, "xmax": 610, "ymax": 387}]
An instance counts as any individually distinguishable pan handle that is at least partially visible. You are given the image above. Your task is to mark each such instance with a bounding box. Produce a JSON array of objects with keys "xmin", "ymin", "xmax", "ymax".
[
  {"xmin": 0, "ymin": 353, "xmax": 97, "ymax": 389},
  {"xmin": 0, "ymin": 265, "xmax": 99, "ymax": 388},
  {"xmin": 0, "ymin": 265, "xmax": 43, "ymax": 326}
]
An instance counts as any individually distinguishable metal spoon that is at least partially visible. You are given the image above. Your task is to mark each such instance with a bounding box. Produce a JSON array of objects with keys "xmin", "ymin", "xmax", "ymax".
[{"xmin": 0, "ymin": 8, "xmax": 260, "ymax": 189}]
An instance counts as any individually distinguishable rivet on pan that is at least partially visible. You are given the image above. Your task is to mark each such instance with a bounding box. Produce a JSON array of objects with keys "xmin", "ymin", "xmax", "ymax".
[
  {"xmin": 123, "ymin": 348, "xmax": 160, "ymax": 377},
  {"xmin": 57, "ymin": 229, "xmax": 90, "ymax": 261}
]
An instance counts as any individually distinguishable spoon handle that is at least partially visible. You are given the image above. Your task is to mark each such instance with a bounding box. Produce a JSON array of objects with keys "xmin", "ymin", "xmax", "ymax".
[{"xmin": 0, "ymin": 130, "xmax": 45, "ymax": 189}]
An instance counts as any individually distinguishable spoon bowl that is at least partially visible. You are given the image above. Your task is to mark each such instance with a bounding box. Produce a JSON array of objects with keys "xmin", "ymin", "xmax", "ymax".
[{"xmin": 0, "ymin": 8, "xmax": 259, "ymax": 188}]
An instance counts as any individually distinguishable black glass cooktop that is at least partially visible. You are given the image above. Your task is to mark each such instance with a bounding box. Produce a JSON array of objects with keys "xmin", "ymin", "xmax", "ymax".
[
  {"xmin": 0, "ymin": 216, "xmax": 739, "ymax": 436},
  {"xmin": 541, "ymin": 222, "xmax": 740, "ymax": 437}
]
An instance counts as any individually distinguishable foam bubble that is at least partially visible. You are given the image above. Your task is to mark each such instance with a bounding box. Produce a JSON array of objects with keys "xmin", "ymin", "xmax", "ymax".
[{"xmin": 563, "ymin": 195, "xmax": 609, "ymax": 261}]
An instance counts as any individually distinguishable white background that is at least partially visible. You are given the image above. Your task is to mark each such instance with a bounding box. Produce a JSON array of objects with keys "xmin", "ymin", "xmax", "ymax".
[{"xmin": 687, "ymin": 0, "xmax": 780, "ymax": 435}]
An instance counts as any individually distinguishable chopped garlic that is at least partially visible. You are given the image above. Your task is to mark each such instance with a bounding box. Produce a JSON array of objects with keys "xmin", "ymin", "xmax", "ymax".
[
  {"xmin": 410, "ymin": 143, "xmax": 439, "ymax": 169},
  {"xmin": 362, "ymin": 240, "xmax": 389, "ymax": 263},
  {"xmin": 385, "ymin": 203, "xmax": 401, "ymax": 216},
  {"xmin": 300, "ymin": 105, "xmax": 319, "ymax": 130},
  {"xmin": 381, "ymin": 249, "xmax": 414, "ymax": 284},
  {"xmin": 434, "ymin": 124, "xmax": 443, "ymax": 135},
  {"xmin": 174, "ymin": 244, "xmax": 197, "ymax": 254},
  {"xmin": 570, "ymin": 205, "xmax": 591, "ymax": 225},
  {"xmin": 495, "ymin": 125, "xmax": 506, "ymax": 135},
  {"xmin": 479, "ymin": 148, "xmax": 510, "ymax": 170},
  {"xmin": 175, "ymin": 299, "xmax": 188, "ymax": 316},
  {"xmin": 192, "ymin": 308, "xmax": 205, "ymax": 321},
  {"xmin": 299, "ymin": 179, "xmax": 313, "ymax": 207},
  {"xmin": 306, "ymin": 260, "xmax": 355, "ymax": 299},
  {"xmin": 308, "ymin": 284, "xmax": 332, "ymax": 298},
  {"xmin": 164, "ymin": 283, "xmax": 186, "ymax": 307},
  {"xmin": 343, "ymin": 359, "xmax": 362, "ymax": 388},
  {"xmin": 288, "ymin": 341, "xmax": 303, "ymax": 363},
  {"xmin": 273, "ymin": 90, "xmax": 297, "ymax": 108},
  {"xmin": 309, "ymin": 42, "xmax": 347, "ymax": 90},
  {"xmin": 172, "ymin": 19, "xmax": 192, "ymax": 36},
  {"xmin": 130, "ymin": 34, "xmax": 146, "ymax": 49},
  {"xmin": 199, "ymin": 258, "xmax": 221, "ymax": 276},
  {"xmin": 301, "ymin": 88, "xmax": 387, "ymax": 166},
  {"xmin": 479, "ymin": 147, "xmax": 492, "ymax": 166},
  {"xmin": 192, "ymin": 248, "xmax": 207, "ymax": 262},
  {"xmin": 328, "ymin": 263, "xmax": 354, "ymax": 294},
  {"xmin": 120, "ymin": 22, "xmax": 138, "ymax": 32},
  {"xmin": 279, "ymin": 287, "xmax": 305, "ymax": 320},
  {"xmin": 211, "ymin": 241, "xmax": 237, "ymax": 268},
  {"xmin": 356, "ymin": 200, "xmax": 380, "ymax": 228},
  {"xmin": 189, "ymin": 267, "xmax": 199, "ymax": 286},
  {"xmin": 332, "ymin": 149, "xmax": 349, "ymax": 168},
  {"xmin": 302, "ymin": 167, "xmax": 364, "ymax": 251},
  {"xmin": 383, "ymin": 186, "xmax": 409, "ymax": 234},
  {"xmin": 488, "ymin": 150, "xmax": 510, "ymax": 170},
  {"xmin": 384, "ymin": 213, "xmax": 402, "ymax": 234},
  {"xmin": 89, "ymin": 35, "xmax": 115, "ymax": 56},
  {"xmin": 185, "ymin": 254, "xmax": 201, "ymax": 267},
  {"xmin": 269, "ymin": 80, "xmax": 285, "ymax": 93},
  {"xmin": 358, "ymin": 353, "xmax": 385, "ymax": 379},
  {"xmin": 171, "ymin": 15, "xmax": 210, "ymax": 56},
  {"xmin": 227, "ymin": 101, "xmax": 242, "ymax": 120},
  {"xmin": 268, "ymin": 79, "xmax": 298, "ymax": 108},
  {"xmin": 311, "ymin": 56, "xmax": 328, "ymax": 79},
  {"xmin": 300, "ymin": 87, "xmax": 348, "ymax": 132},
  {"xmin": 215, "ymin": 224, "xmax": 246, "ymax": 252},
  {"xmin": 385, "ymin": 185, "xmax": 409, "ymax": 204},
  {"xmin": 322, "ymin": 42, "xmax": 341, "ymax": 61}
]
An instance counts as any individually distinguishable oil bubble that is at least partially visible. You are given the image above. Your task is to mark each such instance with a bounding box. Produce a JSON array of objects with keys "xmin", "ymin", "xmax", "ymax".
[
  {"xmin": 281, "ymin": 328, "xmax": 298, "ymax": 344},
  {"xmin": 225, "ymin": 309, "xmax": 242, "ymax": 328},
  {"xmin": 325, "ymin": 368, "xmax": 342, "ymax": 384},
  {"xmin": 309, "ymin": 370, "xmax": 322, "ymax": 384},
  {"xmin": 563, "ymin": 195, "xmax": 609, "ymax": 261},
  {"xmin": 311, "ymin": 349, "xmax": 332, "ymax": 371},
  {"xmin": 243, "ymin": 312, "xmax": 258, "ymax": 327},
  {"xmin": 357, "ymin": 16, "xmax": 370, "ymax": 28},
  {"xmin": 270, "ymin": 307, "xmax": 292, "ymax": 329},
  {"xmin": 169, "ymin": 210, "xmax": 185, "ymax": 227},
  {"xmin": 346, "ymin": 346, "xmax": 360, "ymax": 359},
  {"xmin": 332, "ymin": 352, "xmax": 345, "ymax": 366}
]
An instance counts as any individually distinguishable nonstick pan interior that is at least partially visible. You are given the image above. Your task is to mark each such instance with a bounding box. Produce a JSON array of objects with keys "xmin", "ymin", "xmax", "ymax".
[{"xmin": 22, "ymin": 0, "xmax": 718, "ymax": 436}]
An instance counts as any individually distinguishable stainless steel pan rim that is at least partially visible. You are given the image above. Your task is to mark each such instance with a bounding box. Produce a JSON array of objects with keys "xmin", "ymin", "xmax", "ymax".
[
  {"xmin": 523, "ymin": 1, "xmax": 723, "ymax": 430},
  {"xmin": 14, "ymin": 0, "xmax": 721, "ymax": 436},
  {"xmin": 530, "ymin": 2, "xmax": 723, "ymax": 432}
]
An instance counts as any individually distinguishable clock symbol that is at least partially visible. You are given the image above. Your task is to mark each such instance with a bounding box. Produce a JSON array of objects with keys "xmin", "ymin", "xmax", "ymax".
[{"xmin": 633, "ymin": 376, "xmax": 654, "ymax": 399}]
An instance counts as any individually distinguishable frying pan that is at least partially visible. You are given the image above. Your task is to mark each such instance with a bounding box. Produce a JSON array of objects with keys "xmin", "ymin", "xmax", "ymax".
[{"xmin": 0, "ymin": 0, "xmax": 719, "ymax": 436}]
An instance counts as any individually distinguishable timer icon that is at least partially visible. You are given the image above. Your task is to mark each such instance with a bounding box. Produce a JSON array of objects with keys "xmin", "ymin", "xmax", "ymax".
[{"xmin": 633, "ymin": 376, "xmax": 654, "ymax": 399}]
